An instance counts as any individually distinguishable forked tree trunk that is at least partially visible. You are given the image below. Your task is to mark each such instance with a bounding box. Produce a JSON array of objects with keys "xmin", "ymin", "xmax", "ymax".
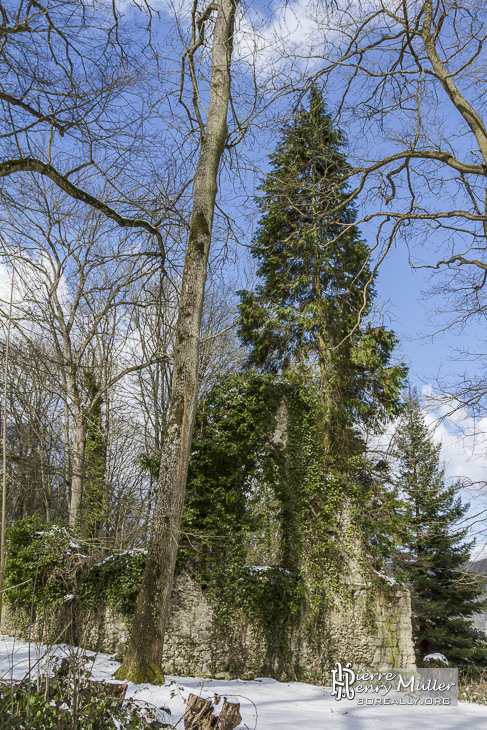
[{"xmin": 116, "ymin": 0, "xmax": 238, "ymax": 683}]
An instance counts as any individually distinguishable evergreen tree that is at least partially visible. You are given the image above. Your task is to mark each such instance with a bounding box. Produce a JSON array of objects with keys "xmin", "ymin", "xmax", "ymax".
[
  {"xmin": 393, "ymin": 392, "xmax": 487, "ymax": 665},
  {"xmin": 237, "ymin": 88, "xmax": 407, "ymax": 593},
  {"xmin": 238, "ymin": 87, "xmax": 405, "ymax": 448}
]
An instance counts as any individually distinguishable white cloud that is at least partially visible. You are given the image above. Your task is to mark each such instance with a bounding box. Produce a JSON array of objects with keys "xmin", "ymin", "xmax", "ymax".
[
  {"xmin": 234, "ymin": 1, "xmax": 324, "ymax": 70},
  {"xmin": 141, "ymin": 1, "xmax": 326, "ymax": 79},
  {"xmin": 421, "ymin": 385, "xmax": 487, "ymax": 488}
]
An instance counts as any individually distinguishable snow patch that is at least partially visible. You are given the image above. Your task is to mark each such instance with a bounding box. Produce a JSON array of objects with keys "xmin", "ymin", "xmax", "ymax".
[
  {"xmin": 424, "ymin": 652, "xmax": 449, "ymax": 665},
  {"xmin": 0, "ymin": 636, "xmax": 483, "ymax": 729},
  {"xmin": 93, "ymin": 549, "xmax": 147, "ymax": 568},
  {"xmin": 371, "ymin": 567, "xmax": 396, "ymax": 585}
]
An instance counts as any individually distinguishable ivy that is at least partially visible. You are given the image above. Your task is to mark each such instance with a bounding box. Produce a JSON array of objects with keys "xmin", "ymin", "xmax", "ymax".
[
  {"xmin": 4, "ymin": 517, "xmax": 146, "ymax": 618},
  {"xmin": 4, "ymin": 516, "xmax": 85, "ymax": 608},
  {"xmin": 79, "ymin": 369, "xmax": 109, "ymax": 543},
  {"xmin": 178, "ymin": 370, "xmax": 289, "ymax": 576},
  {"xmin": 171, "ymin": 372, "xmax": 305, "ymax": 668},
  {"xmin": 77, "ymin": 551, "xmax": 146, "ymax": 616},
  {"xmin": 206, "ymin": 565, "xmax": 303, "ymax": 654},
  {"xmin": 170, "ymin": 369, "xmax": 401, "ymax": 671}
]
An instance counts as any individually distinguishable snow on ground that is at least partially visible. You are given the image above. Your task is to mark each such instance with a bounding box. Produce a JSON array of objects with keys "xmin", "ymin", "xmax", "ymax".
[{"xmin": 0, "ymin": 636, "xmax": 486, "ymax": 729}]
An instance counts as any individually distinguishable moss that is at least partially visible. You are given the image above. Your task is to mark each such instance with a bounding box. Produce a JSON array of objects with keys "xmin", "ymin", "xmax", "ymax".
[
  {"xmin": 189, "ymin": 212, "xmax": 210, "ymax": 254},
  {"xmin": 114, "ymin": 662, "xmax": 165, "ymax": 686}
]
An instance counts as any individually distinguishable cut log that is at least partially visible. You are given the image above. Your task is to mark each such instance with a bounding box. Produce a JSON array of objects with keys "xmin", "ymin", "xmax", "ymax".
[
  {"xmin": 184, "ymin": 694, "xmax": 214, "ymax": 730},
  {"xmin": 184, "ymin": 693, "xmax": 241, "ymax": 730},
  {"xmin": 215, "ymin": 698, "xmax": 242, "ymax": 730}
]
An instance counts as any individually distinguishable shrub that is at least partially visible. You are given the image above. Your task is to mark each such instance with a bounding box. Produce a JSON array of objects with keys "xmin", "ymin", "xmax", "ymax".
[
  {"xmin": 0, "ymin": 653, "xmax": 168, "ymax": 728},
  {"xmin": 4, "ymin": 517, "xmax": 87, "ymax": 608},
  {"xmin": 459, "ymin": 667, "xmax": 487, "ymax": 705},
  {"xmin": 5, "ymin": 519, "xmax": 146, "ymax": 618},
  {"xmin": 77, "ymin": 551, "xmax": 146, "ymax": 616}
]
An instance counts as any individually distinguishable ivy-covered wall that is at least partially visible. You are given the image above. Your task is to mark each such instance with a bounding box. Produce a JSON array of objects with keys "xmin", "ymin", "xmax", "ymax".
[
  {"xmin": 2, "ymin": 569, "xmax": 415, "ymax": 681},
  {"xmin": 2, "ymin": 372, "xmax": 416, "ymax": 680}
]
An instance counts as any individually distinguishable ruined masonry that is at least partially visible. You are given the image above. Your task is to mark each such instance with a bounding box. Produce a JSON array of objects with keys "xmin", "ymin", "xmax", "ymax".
[
  {"xmin": 2, "ymin": 569, "xmax": 415, "ymax": 682},
  {"xmin": 1, "ymin": 398, "xmax": 416, "ymax": 680}
]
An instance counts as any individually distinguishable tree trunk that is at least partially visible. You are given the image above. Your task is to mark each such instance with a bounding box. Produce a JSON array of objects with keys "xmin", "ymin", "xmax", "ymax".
[
  {"xmin": 115, "ymin": 0, "xmax": 237, "ymax": 683},
  {"xmin": 69, "ymin": 409, "xmax": 86, "ymax": 527}
]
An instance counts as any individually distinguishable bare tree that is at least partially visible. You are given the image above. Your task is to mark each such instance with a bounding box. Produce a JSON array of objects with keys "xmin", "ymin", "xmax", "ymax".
[
  {"xmin": 0, "ymin": 1, "xmax": 168, "ymax": 249},
  {"xmin": 198, "ymin": 282, "xmax": 245, "ymax": 394},
  {"xmin": 307, "ymin": 0, "xmax": 487, "ymax": 312},
  {"xmin": 115, "ymin": 0, "xmax": 240, "ymax": 684},
  {"xmin": 0, "ymin": 338, "xmax": 66, "ymax": 522},
  {"xmin": 0, "ymin": 175, "xmax": 170, "ymax": 527}
]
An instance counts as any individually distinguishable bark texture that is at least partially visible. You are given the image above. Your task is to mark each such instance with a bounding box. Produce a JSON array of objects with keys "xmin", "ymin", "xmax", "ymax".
[
  {"xmin": 69, "ymin": 410, "xmax": 87, "ymax": 527},
  {"xmin": 184, "ymin": 694, "xmax": 242, "ymax": 730},
  {"xmin": 115, "ymin": 0, "xmax": 237, "ymax": 684}
]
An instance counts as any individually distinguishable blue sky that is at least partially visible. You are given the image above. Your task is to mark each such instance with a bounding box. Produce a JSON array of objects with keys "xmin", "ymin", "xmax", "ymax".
[
  {"xmin": 4, "ymin": 0, "xmax": 486, "ymax": 548},
  {"xmin": 213, "ymin": 0, "xmax": 487, "ymax": 554}
]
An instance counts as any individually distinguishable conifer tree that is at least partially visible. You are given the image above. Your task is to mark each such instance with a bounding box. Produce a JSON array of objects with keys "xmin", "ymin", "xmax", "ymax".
[
  {"xmin": 238, "ymin": 87, "xmax": 405, "ymax": 448},
  {"xmin": 393, "ymin": 392, "xmax": 487, "ymax": 665},
  {"xmin": 237, "ymin": 89, "xmax": 407, "ymax": 595}
]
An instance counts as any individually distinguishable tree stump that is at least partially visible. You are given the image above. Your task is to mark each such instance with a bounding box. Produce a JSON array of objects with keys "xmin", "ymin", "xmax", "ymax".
[{"xmin": 184, "ymin": 693, "xmax": 242, "ymax": 730}]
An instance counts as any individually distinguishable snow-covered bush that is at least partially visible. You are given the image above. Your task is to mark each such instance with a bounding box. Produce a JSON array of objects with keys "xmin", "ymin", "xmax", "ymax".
[
  {"xmin": 423, "ymin": 652, "xmax": 449, "ymax": 667},
  {"xmin": 4, "ymin": 516, "xmax": 88, "ymax": 608}
]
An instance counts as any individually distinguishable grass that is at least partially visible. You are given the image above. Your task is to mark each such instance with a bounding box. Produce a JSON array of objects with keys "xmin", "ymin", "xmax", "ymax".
[{"xmin": 458, "ymin": 667, "xmax": 487, "ymax": 705}]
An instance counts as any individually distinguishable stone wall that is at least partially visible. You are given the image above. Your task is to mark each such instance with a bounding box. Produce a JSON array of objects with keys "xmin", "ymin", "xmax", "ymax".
[
  {"xmin": 2, "ymin": 570, "xmax": 415, "ymax": 682},
  {"xmin": 472, "ymin": 610, "xmax": 487, "ymax": 634}
]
